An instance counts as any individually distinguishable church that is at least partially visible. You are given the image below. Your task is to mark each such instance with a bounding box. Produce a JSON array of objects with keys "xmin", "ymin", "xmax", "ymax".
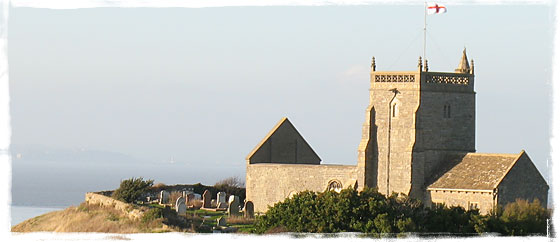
[{"xmin": 244, "ymin": 49, "xmax": 549, "ymax": 214}]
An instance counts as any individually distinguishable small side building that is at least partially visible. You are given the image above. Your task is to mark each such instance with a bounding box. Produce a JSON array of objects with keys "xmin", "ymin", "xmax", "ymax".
[{"xmin": 426, "ymin": 151, "xmax": 549, "ymax": 214}]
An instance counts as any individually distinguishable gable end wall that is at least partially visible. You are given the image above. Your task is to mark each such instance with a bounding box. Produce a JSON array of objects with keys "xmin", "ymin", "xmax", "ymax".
[{"xmin": 497, "ymin": 153, "xmax": 549, "ymax": 207}]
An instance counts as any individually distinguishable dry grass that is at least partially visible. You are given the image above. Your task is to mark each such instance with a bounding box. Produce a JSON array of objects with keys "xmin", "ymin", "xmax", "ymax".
[
  {"xmin": 189, "ymin": 200, "xmax": 203, "ymax": 209},
  {"xmin": 226, "ymin": 216, "xmax": 255, "ymax": 225},
  {"xmin": 168, "ymin": 191, "xmax": 182, "ymax": 206},
  {"xmin": 11, "ymin": 203, "xmax": 169, "ymax": 233}
]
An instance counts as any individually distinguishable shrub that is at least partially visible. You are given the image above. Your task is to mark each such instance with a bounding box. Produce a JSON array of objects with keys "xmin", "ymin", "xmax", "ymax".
[
  {"xmin": 141, "ymin": 207, "xmax": 163, "ymax": 223},
  {"xmin": 499, "ymin": 199, "xmax": 549, "ymax": 236},
  {"xmin": 253, "ymin": 188, "xmax": 499, "ymax": 235},
  {"xmin": 112, "ymin": 177, "xmax": 154, "ymax": 203},
  {"xmin": 254, "ymin": 188, "xmax": 429, "ymax": 234}
]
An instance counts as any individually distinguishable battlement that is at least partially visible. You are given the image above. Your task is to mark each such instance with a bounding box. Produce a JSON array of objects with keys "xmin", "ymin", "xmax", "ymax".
[
  {"xmin": 369, "ymin": 51, "xmax": 475, "ymax": 92},
  {"xmin": 370, "ymin": 71, "xmax": 474, "ymax": 92},
  {"xmin": 374, "ymin": 73, "xmax": 416, "ymax": 83}
]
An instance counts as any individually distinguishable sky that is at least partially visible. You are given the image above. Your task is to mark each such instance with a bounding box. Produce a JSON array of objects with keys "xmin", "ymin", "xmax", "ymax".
[{"xmin": 3, "ymin": 3, "xmax": 555, "ymax": 208}]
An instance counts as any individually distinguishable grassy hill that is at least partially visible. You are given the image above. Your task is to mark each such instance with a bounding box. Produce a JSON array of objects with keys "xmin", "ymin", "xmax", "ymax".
[
  {"xmin": 11, "ymin": 202, "xmax": 173, "ymax": 233},
  {"xmin": 12, "ymin": 202, "xmax": 256, "ymax": 233}
]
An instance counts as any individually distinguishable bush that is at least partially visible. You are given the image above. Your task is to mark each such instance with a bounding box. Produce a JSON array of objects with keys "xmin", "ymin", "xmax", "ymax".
[
  {"xmin": 254, "ymin": 188, "xmax": 549, "ymax": 236},
  {"xmin": 112, "ymin": 177, "xmax": 154, "ymax": 203},
  {"xmin": 499, "ymin": 199, "xmax": 549, "ymax": 236},
  {"xmin": 141, "ymin": 207, "xmax": 163, "ymax": 223},
  {"xmin": 254, "ymin": 188, "xmax": 430, "ymax": 234}
]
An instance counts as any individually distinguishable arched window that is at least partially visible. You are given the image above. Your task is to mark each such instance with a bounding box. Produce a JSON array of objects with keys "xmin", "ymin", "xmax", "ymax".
[{"xmin": 327, "ymin": 180, "xmax": 342, "ymax": 192}]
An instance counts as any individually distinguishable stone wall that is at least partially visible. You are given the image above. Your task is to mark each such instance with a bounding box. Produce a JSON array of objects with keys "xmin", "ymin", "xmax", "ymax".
[
  {"xmin": 414, "ymin": 77, "xmax": 475, "ymax": 199},
  {"xmin": 246, "ymin": 163, "xmax": 358, "ymax": 212},
  {"xmin": 363, "ymin": 71, "xmax": 421, "ymax": 197},
  {"xmin": 85, "ymin": 192, "xmax": 145, "ymax": 220},
  {"xmin": 426, "ymin": 189, "xmax": 494, "ymax": 214},
  {"xmin": 497, "ymin": 152, "xmax": 549, "ymax": 207}
]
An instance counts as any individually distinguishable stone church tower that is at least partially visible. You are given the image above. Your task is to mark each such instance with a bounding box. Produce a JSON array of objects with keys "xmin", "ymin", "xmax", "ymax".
[{"xmin": 358, "ymin": 49, "xmax": 476, "ymax": 199}]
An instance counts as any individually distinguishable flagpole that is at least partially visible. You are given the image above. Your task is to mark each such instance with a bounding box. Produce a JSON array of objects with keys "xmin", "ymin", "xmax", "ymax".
[{"xmin": 423, "ymin": 1, "xmax": 427, "ymax": 62}]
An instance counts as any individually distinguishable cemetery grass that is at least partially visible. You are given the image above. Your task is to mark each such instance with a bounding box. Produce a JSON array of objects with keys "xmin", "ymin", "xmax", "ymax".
[
  {"xmin": 11, "ymin": 202, "xmax": 171, "ymax": 233},
  {"xmin": 184, "ymin": 209, "xmax": 257, "ymax": 233}
]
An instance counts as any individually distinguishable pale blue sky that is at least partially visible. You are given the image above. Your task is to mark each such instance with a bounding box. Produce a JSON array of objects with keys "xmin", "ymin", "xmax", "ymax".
[{"xmin": 7, "ymin": 5, "xmax": 554, "ymax": 205}]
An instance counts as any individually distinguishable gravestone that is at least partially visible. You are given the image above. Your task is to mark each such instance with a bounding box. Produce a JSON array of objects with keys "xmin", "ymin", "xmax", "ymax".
[
  {"xmin": 217, "ymin": 216, "xmax": 227, "ymax": 227},
  {"xmin": 217, "ymin": 192, "xmax": 227, "ymax": 204},
  {"xmin": 160, "ymin": 190, "xmax": 170, "ymax": 204},
  {"xmin": 217, "ymin": 202, "xmax": 228, "ymax": 209},
  {"xmin": 227, "ymin": 195, "xmax": 240, "ymax": 216},
  {"xmin": 202, "ymin": 190, "xmax": 212, "ymax": 208},
  {"xmin": 175, "ymin": 196, "xmax": 186, "ymax": 208},
  {"xmin": 244, "ymin": 201, "xmax": 254, "ymax": 218},
  {"xmin": 228, "ymin": 195, "xmax": 236, "ymax": 203},
  {"xmin": 176, "ymin": 201, "xmax": 186, "ymax": 215}
]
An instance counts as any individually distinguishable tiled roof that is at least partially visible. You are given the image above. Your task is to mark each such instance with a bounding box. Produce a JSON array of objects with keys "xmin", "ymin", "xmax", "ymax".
[{"xmin": 427, "ymin": 152, "xmax": 522, "ymax": 191}]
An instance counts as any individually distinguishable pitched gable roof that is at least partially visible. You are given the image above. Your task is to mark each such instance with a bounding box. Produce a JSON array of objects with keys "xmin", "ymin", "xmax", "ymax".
[
  {"xmin": 427, "ymin": 151, "xmax": 524, "ymax": 191},
  {"xmin": 246, "ymin": 117, "xmax": 321, "ymax": 165}
]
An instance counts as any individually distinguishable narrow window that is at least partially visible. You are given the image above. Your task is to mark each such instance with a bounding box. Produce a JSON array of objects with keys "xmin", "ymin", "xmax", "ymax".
[{"xmin": 443, "ymin": 104, "xmax": 451, "ymax": 118}]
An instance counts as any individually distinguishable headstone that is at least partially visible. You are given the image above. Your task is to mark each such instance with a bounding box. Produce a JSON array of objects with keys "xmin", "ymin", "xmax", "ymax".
[
  {"xmin": 202, "ymin": 190, "xmax": 212, "ymax": 208},
  {"xmin": 227, "ymin": 195, "xmax": 240, "ymax": 216},
  {"xmin": 217, "ymin": 202, "xmax": 228, "ymax": 209},
  {"xmin": 228, "ymin": 195, "xmax": 236, "ymax": 203},
  {"xmin": 244, "ymin": 201, "xmax": 254, "ymax": 218},
  {"xmin": 217, "ymin": 192, "xmax": 227, "ymax": 204},
  {"xmin": 211, "ymin": 199, "xmax": 217, "ymax": 208},
  {"xmin": 160, "ymin": 190, "xmax": 170, "ymax": 204},
  {"xmin": 176, "ymin": 201, "xmax": 186, "ymax": 215},
  {"xmin": 175, "ymin": 196, "xmax": 186, "ymax": 208},
  {"xmin": 217, "ymin": 216, "xmax": 227, "ymax": 227}
]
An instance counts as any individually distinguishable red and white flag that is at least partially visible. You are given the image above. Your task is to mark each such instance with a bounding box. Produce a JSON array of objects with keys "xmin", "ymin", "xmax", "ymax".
[{"xmin": 427, "ymin": 3, "xmax": 447, "ymax": 15}]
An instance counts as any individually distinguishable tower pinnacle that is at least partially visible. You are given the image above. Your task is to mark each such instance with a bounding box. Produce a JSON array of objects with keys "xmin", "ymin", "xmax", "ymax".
[{"xmin": 455, "ymin": 48, "xmax": 471, "ymax": 73}]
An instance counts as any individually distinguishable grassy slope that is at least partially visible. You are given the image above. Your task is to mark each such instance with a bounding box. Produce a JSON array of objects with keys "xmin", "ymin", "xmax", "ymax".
[{"xmin": 11, "ymin": 203, "xmax": 170, "ymax": 233}]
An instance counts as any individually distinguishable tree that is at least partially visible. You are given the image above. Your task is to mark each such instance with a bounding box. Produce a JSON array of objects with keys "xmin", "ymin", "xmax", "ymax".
[
  {"xmin": 214, "ymin": 176, "xmax": 246, "ymax": 202},
  {"xmin": 214, "ymin": 176, "xmax": 245, "ymax": 188},
  {"xmin": 112, "ymin": 177, "xmax": 154, "ymax": 203}
]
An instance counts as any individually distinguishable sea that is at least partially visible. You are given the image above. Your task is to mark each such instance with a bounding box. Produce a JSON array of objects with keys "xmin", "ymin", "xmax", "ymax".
[{"xmin": 11, "ymin": 205, "xmax": 66, "ymax": 226}]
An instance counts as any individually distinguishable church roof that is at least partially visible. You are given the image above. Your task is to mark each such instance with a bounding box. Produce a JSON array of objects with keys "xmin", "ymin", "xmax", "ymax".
[{"xmin": 427, "ymin": 151, "xmax": 525, "ymax": 191}]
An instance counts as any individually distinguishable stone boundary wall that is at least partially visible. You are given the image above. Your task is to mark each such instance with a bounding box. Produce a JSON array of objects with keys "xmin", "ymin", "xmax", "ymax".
[{"xmin": 85, "ymin": 192, "xmax": 145, "ymax": 220}]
